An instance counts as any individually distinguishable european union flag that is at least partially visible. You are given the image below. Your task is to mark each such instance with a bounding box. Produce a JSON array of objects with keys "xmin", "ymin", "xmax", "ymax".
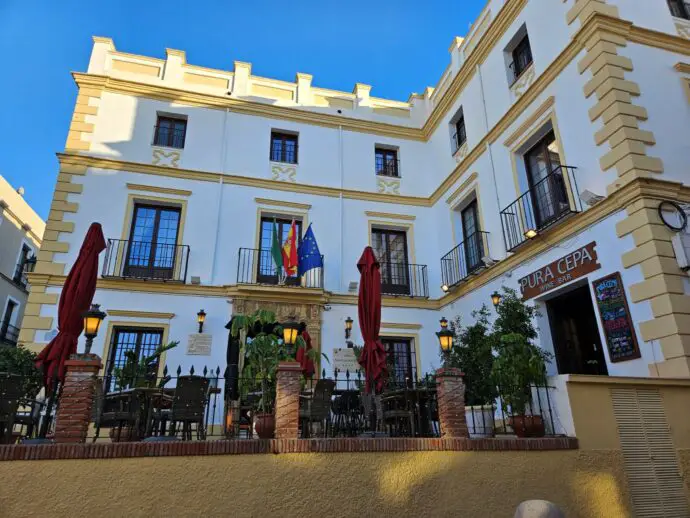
[{"xmin": 298, "ymin": 224, "xmax": 323, "ymax": 276}]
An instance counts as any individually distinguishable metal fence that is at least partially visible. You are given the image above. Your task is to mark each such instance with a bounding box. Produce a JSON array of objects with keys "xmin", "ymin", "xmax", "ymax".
[
  {"xmin": 379, "ymin": 262, "xmax": 429, "ymax": 298},
  {"xmin": 300, "ymin": 372, "xmax": 440, "ymax": 438},
  {"xmin": 102, "ymin": 239, "xmax": 190, "ymax": 282},
  {"xmin": 440, "ymin": 231, "xmax": 490, "ymax": 289},
  {"xmin": 0, "ymin": 324, "xmax": 20, "ymax": 347},
  {"xmin": 500, "ymin": 166, "xmax": 580, "ymax": 252},
  {"xmin": 237, "ymin": 248, "xmax": 324, "ymax": 289},
  {"xmin": 375, "ymin": 156, "xmax": 400, "ymax": 177},
  {"xmin": 153, "ymin": 125, "xmax": 186, "ymax": 149}
]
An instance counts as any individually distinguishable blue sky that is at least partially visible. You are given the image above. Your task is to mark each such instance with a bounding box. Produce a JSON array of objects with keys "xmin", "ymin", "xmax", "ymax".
[{"xmin": 0, "ymin": 0, "xmax": 485, "ymax": 219}]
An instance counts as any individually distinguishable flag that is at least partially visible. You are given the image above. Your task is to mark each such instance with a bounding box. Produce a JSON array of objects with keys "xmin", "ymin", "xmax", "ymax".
[
  {"xmin": 298, "ymin": 224, "xmax": 323, "ymax": 276},
  {"xmin": 282, "ymin": 220, "xmax": 298, "ymax": 276},
  {"xmin": 270, "ymin": 219, "xmax": 283, "ymax": 274}
]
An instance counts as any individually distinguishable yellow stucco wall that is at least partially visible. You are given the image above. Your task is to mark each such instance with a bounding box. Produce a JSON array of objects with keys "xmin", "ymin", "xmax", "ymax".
[{"xmin": 0, "ymin": 450, "xmax": 631, "ymax": 518}]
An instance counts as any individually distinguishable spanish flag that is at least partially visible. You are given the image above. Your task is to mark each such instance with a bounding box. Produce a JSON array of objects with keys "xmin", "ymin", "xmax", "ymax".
[{"xmin": 281, "ymin": 220, "xmax": 298, "ymax": 276}]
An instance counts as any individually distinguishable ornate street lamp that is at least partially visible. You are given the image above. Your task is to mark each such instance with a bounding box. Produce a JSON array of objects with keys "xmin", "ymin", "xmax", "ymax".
[
  {"xmin": 197, "ymin": 309, "xmax": 207, "ymax": 333},
  {"xmin": 436, "ymin": 317, "xmax": 453, "ymax": 364},
  {"xmin": 82, "ymin": 304, "xmax": 107, "ymax": 355},
  {"xmin": 491, "ymin": 291, "xmax": 502, "ymax": 309},
  {"xmin": 24, "ymin": 255, "xmax": 37, "ymax": 274},
  {"xmin": 345, "ymin": 316, "xmax": 353, "ymax": 339},
  {"xmin": 282, "ymin": 317, "xmax": 300, "ymax": 356}
]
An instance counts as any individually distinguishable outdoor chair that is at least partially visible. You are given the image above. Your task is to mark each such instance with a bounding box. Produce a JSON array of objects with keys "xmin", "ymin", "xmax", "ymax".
[
  {"xmin": 14, "ymin": 396, "xmax": 46, "ymax": 440},
  {"xmin": 92, "ymin": 383, "xmax": 142, "ymax": 442},
  {"xmin": 0, "ymin": 374, "xmax": 22, "ymax": 444},
  {"xmin": 331, "ymin": 390, "xmax": 363, "ymax": 437},
  {"xmin": 381, "ymin": 387, "xmax": 416, "ymax": 437},
  {"xmin": 299, "ymin": 379, "xmax": 335, "ymax": 438},
  {"xmin": 156, "ymin": 375, "xmax": 210, "ymax": 440},
  {"xmin": 361, "ymin": 392, "xmax": 384, "ymax": 433}
]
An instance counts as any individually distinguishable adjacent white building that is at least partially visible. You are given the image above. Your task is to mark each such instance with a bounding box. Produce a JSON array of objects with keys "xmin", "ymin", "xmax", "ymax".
[
  {"xmin": 21, "ymin": 0, "xmax": 690, "ymax": 389},
  {"xmin": 0, "ymin": 176, "xmax": 44, "ymax": 346}
]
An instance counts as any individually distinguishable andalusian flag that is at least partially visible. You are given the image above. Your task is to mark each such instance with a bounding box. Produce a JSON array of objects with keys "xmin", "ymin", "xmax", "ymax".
[
  {"xmin": 270, "ymin": 220, "xmax": 283, "ymax": 274},
  {"xmin": 282, "ymin": 220, "xmax": 299, "ymax": 276}
]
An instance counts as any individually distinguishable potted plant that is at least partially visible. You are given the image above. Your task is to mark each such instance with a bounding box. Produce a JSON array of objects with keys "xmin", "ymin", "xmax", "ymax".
[
  {"xmin": 490, "ymin": 288, "xmax": 552, "ymax": 437},
  {"xmin": 448, "ymin": 306, "xmax": 497, "ymax": 437},
  {"xmin": 232, "ymin": 309, "xmax": 287, "ymax": 439},
  {"xmin": 0, "ymin": 347, "xmax": 42, "ymax": 400}
]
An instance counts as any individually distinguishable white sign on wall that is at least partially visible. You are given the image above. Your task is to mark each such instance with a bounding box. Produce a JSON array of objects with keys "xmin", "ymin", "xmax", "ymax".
[
  {"xmin": 333, "ymin": 347, "xmax": 360, "ymax": 374},
  {"xmin": 187, "ymin": 333, "xmax": 212, "ymax": 356}
]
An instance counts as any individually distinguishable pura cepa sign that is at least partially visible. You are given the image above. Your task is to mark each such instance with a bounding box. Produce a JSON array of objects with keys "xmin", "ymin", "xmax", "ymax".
[{"xmin": 518, "ymin": 242, "xmax": 601, "ymax": 300}]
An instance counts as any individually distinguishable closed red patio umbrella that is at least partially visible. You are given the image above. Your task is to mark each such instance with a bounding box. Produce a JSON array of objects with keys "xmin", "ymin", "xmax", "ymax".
[
  {"xmin": 356, "ymin": 246, "xmax": 387, "ymax": 393},
  {"xmin": 35, "ymin": 222, "xmax": 107, "ymax": 389}
]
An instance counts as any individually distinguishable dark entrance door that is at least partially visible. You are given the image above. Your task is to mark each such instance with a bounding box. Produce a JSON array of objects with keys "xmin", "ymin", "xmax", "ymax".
[
  {"xmin": 524, "ymin": 131, "xmax": 569, "ymax": 228},
  {"xmin": 371, "ymin": 228, "xmax": 410, "ymax": 295},
  {"xmin": 125, "ymin": 204, "xmax": 181, "ymax": 280},
  {"xmin": 461, "ymin": 200, "xmax": 483, "ymax": 274},
  {"xmin": 547, "ymin": 285, "xmax": 608, "ymax": 375}
]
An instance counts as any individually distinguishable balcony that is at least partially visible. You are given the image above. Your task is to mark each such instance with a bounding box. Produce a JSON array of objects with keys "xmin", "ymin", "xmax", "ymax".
[
  {"xmin": 379, "ymin": 262, "xmax": 428, "ymax": 298},
  {"xmin": 0, "ymin": 323, "xmax": 19, "ymax": 346},
  {"xmin": 441, "ymin": 231, "xmax": 490, "ymax": 289},
  {"xmin": 12, "ymin": 264, "xmax": 28, "ymax": 289},
  {"xmin": 500, "ymin": 166, "xmax": 581, "ymax": 252},
  {"xmin": 237, "ymin": 248, "xmax": 324, "ymax": 289},
  {"xmin": 102, "ymin": 239, "xmax": 190, "ymax": 282}
]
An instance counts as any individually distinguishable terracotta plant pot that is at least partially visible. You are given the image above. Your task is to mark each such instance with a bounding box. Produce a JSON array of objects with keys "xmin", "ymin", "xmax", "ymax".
[
  {"xmin": 254, "ymin": 413, "xmax": 275, "ymax": 439},
  {"xmin": 508, "ymin": 415, "xmax": 545, "ymax": 438}
]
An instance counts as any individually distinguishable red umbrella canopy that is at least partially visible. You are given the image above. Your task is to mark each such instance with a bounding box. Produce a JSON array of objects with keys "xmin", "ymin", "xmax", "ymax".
[
  {"xmin": 296, "ymin": 326, "xmax": 316, "ymax": 378},
  {"xmin": 356, "ymin": 246, "xmax": 387, "ymax": 393},
  {"xmin": 35, "ymin": 222, "xmax": 106, "ymax": 388}
]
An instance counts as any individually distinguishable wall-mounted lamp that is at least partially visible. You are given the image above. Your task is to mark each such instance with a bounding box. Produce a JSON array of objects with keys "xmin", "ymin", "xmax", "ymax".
[
  {"xmin": 345, "ymin": 316, "xmax": 353, "ymax": 339},
  {"xmin": 441, "ymin": 283, "xmax": 449, "ymax": 293},
  {"xmin": 197, "ymin": 309, "xmax": 206, "ymax": 333},
  {"xmin": 491, "ymin": 291, "xmax": 502, "ymax": 309},
  {"xmin": 524, "ymin": 228, "xmax": 538, "ymax": 240}
]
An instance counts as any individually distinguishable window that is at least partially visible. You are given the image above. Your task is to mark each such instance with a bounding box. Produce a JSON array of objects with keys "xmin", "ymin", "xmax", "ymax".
[
  {"xmin": 372, "ymin": 228, "xmax": 410, "ymax": 295},
  {"xmin": 524, "ymin": 131, "xmax": 569, "ymax": 228},
  {"xmin": 153, "ymin": 116, "xmax": 187, "ymax": 149},
  {"xmin": 270, "ymin": 131, "xmax": 298, "ymax": 164},
  {"xmin": 104, "ymin": 327, "xmax": 164, "ymax": 392},
  {"xmin": 461, "ymin": 200, "xmax": 484, "ymax": 273},
  {"xmin": 451, "ymin": 109, "xmax": 467, "ymax": 154},
  {"xmin": 382, "ymin": 337, "xmax": 417, "ymax": 386},
  {"xmin": 257, "ymin": 216, "xmax": 303, "ymax": 285},
  {"xmin": 375, "ymin": 147, "xmax": 399, "ymax": 177},
  {"xmin": 669, "ymin": 0, "xmax": 690, "ymax": 18},
  {"xmin": 510, "ymin": 34, "xmax": 533, "ymax": 83},
  {"xmin": 13, "ymin": 244, "xmax": 32, "ymax": 287},
  {"xmin": 125, "ymin": 204, "xmax": 181, "ymax": 280}
]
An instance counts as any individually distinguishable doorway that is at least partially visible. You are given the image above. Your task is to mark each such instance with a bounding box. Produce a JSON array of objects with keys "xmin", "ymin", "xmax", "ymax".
[
  {"xmin": 546, "ymin": 285, "xmax": 608, "ymax": 375},
  {"xmin": 524, "ymin": 131, "xmax": 569, "ymax": 228}
]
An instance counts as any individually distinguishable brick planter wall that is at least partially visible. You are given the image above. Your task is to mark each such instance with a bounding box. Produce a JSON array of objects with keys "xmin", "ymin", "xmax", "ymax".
[
  {"xmin": 53, "ymin": 354, "xmax": 102, "ymax": 444},
  {"xmin": 274, "ymin": 361, "xmax": 302, "ymax": 439},
  {"xmin": 435, "ymin": 367, "xmax": 469, "ymax": 438}
]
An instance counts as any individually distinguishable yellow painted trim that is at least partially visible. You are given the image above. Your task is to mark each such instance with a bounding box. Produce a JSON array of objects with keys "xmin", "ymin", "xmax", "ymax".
[
  {"xmin": 126, "ymin": 183, "xmax": 192, "ymax": 197},
  {"xmin": 100, "ymin": 320, "xmax": 171, "ymax": 377},
  {"xmin": 106, "ymin": 310, "xmax": 176, "ymax": 319},
  {"xmin": 502, "ymin": 96, "xmax": 556, "ymax": 147},
  {"xmin": 254, "ymin": 197, "xmax": 312, "ymax": 211},
  {"xmin": 445, "ymin": 172, "xmax": 478, "ymax": 206},
  {"xmin": 363, "ymin": 211, "xmax": 416, "ymax": 221},
  {"xmin": 674, "ymin": 62, "xmax": 690, "ymax": 74},
  {"xmin": 111, "ymin": 59, "xmax": 161, "ymax": 77},
  {"xmin": 380, "ymin": 322, "xmax": 423, "ymax": 330}
]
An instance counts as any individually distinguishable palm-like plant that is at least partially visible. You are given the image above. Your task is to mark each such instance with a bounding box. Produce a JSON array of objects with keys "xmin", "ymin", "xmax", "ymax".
[{"xmin": 113, "ymin": 341, "xmax": 179, "ymax": 390}]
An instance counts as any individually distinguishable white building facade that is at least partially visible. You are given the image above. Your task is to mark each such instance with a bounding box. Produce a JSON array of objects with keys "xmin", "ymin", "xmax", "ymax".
[{"xmin": 21, "ymin": 0, "xmax": 690, "ymax": 389}]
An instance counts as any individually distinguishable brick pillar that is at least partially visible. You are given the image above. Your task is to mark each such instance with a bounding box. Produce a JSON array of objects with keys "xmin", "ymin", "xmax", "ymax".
[
  {"xmin": 54, "ymin": 354, "xmax": 102, "ymax": 443},
  {"xmin": 435, "ymin": 367, "xmax": 468, "ymax": 438},
  {"xmin": 274, "ymin": 361, "xmax": 302, "ymax": 439}
]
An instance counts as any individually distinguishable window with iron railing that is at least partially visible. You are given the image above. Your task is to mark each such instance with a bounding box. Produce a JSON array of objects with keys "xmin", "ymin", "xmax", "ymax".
[
  {"xmin": 270, "ymin": 132, "xmax": 298, "ymax": 164},
  {"xmin": 153, "ymin": 116, "xmax": 187, "ymax": 149},
  {"xmin": 452, "ymin": 115, "xmax": 467, "ymax": 153},
  {"xmin": 13, "ymin": 244, "xmax": 32, "ymax": 287},
  {"xmin": 375, "ymin": 148, "xmax": 399, "ymax": 177},
  {"xmin": 669, "ymin": 0, "xmax": 690, "ymax": 18},
  {"xmin": 509, "ymin": 34, "xmax": 533, "ymax": 84}
]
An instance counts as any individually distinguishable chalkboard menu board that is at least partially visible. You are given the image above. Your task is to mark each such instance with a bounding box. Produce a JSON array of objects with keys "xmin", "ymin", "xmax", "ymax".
[{"xmin": 592, "ymin": 272, "xmax": 641, "ymax": 363}]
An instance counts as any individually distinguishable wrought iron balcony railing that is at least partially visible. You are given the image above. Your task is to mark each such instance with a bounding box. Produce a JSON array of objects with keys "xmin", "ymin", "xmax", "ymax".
[
  {"xmin": 379, "ymin": 262, "xmax": 428, "ymax": 298},
  {"xmin": 102, "ymin": 239, "xmax": 190, "ymax": 282},
  {"xmin": 500, "ymin": 166, "xmax": 581, "ymax": 252},
  {"xmin": 153, "ymin": 125, "xmax": 186, "ymax": 149},
  {"xmin": 0, "ymin": 323, "xmax": 19, "ymax": 346},
  {"xmin": 441, "ymin": 231, "xmax": 490, "ymax": 289},
  {"xmin": 237, "ymin": 248, "xmax": 324, "ymax": 289},
  {"xmin": 12, "ymin": 263, "xmax": 28, "ymax": 289},
  {"xmin": 375, "ymin": 157, "xmax": 400, "ymax": 177}
]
